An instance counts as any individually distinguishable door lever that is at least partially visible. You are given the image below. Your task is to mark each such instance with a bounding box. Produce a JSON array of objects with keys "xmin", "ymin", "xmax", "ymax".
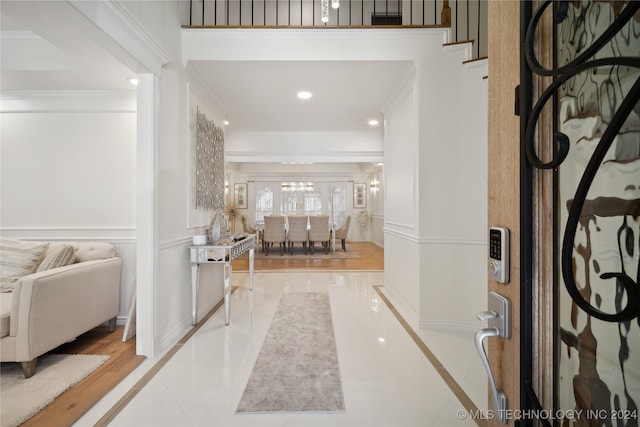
[
  {"xmin": 475, "ymin": 292, "xmax": 511, "ymax": 424},
  {"xmin": 475, "ymin": 327, "xmax": 508, "ymax": 424}
]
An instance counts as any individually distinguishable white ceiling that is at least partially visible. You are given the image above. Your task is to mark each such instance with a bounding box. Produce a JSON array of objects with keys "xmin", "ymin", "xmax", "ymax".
[
  {"xmin": 188, "ymin": 60, "xmax": 411, "ymax": 132},
  {"xmin": 1, "ymin": 2, "xmax": 402, "ymax": 172},
  {"xmin": 0, "ymin": 8, "xmax": 136, "ymax": 92}
]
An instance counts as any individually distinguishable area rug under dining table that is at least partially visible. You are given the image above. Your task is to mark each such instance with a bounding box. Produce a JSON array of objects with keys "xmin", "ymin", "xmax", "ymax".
[
  {"xmin": 236, "ymin": 292, "xmax": 345, "ymax": 413},
  {"xmin": 247, "ymin": 244, "xmax": 360, "ymax": 259}
]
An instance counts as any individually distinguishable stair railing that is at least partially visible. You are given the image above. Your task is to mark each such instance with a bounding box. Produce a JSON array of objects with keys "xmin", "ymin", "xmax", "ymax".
[{"xmin": 184, "ymin": 0, "xmax": 486, "ymax": 59}]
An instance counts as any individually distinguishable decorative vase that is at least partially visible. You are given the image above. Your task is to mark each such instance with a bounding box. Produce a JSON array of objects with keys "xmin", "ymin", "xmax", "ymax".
[
  {"xmin": 223, "ymin": 214, "xmax": 230, "ymax": 234},
  {"xmin": 209, "ymin": 210, "xmax": 222, "ymax": 242}
]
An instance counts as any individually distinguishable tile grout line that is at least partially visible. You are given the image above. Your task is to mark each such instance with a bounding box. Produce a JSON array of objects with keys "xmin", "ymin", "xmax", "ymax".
[
  {"xmin": 372, "ymin": 285, "xmax": 487, "ymax": 427},
  {"xmin": 93, "ymin": 287, "xmax": 238, "ymax": 427}
]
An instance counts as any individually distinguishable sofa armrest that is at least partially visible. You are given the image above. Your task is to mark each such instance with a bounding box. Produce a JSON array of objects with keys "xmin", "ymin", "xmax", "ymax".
[{"xmin": 10, "ymin": 257, "xmax": 121, "ymax": 361}]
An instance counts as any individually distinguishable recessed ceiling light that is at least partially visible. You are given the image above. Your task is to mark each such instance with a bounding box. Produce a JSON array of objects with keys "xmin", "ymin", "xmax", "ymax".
[
  {"xmin": 127, "ymin": 77, "xmax": 138, "ymax": 86},
  {"xmin": 368, "ymin": 119, "xmax": 379, "ymax": 126},
  {"xmin": 297, "ymin": 91, "xmax": 312, "ymax": 100}
]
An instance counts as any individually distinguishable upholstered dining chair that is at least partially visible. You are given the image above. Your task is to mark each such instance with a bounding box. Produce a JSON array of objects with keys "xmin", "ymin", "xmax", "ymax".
[
  {"xmin": 263, "ymin": 215, "xmax": 286, "ymax": 256},
  {"xmin": 334, "ymin": 216, "xmax": 351, "ymax": 251},
  {"xmin": 308, "ymin": 215, "xmax": 331, "ymax": 255},
  {"xmin": 286, "ymin": 215, "xmax": 309, "ymax": 255},
  {"xmin": 240, "ymin": 215, "xmax": 261, "ymax": 251},
  {"xmin": 240, "ymin": 215, "xmax": 256, "ymax": 234}
]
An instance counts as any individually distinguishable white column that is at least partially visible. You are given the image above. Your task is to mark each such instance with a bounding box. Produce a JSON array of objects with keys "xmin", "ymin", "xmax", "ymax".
[{"xmin": 136, "ymin": 73, "xmax": 159, "ymax": 357}]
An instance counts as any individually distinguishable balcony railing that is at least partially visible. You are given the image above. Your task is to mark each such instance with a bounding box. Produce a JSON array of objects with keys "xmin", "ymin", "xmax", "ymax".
[{"xmin": 182, "ymin": 0, "xmax": 487, "ymax": 59}]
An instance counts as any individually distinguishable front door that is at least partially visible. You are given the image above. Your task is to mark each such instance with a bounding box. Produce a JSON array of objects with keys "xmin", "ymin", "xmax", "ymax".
[
  {"xmin": 487, "ymin": 2, "xmax": 639, "ymax": 426},
  {"xmin": 519, "ymin": 1, "xmax": 640, "ymax": 426}
]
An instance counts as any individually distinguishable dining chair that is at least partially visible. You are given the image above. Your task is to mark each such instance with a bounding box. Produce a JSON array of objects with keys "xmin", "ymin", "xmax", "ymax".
[
  {"xmin": 286, "ymin": 215, "xmax": 309, "ymax": 255},
  {"xmin": 240, "ymin": 214, "xmax": 263, "ymax": 251},
  {"xmin": 263, "ymin": 215, "xmax": 286, "ymax": 255},
  {"xmin": 334, "ymin": 216, "xmax": 351, "ymax": 251},
  {"xmin": 240, "ymin": 215, "xmax": 256, "ymax": 234},
  {"xmin": 308, "ymin": 215, "xmax": 331, "ymax": 254}
]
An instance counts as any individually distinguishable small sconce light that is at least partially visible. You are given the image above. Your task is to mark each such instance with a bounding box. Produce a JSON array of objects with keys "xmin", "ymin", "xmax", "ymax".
[
  {"xmin": 225, "ymin": 180, "xmax": 229, "ymax": 194},
  {"xmin": 370, "ymin": 179, "xmax": 380, "ymax": 194}
]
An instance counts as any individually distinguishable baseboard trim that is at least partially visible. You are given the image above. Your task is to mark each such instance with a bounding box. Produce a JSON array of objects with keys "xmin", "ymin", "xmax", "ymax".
[
  {"xmin": 93, "ymin": 290, "xmax": 232, "ymax": 427},
  {"xmin": 372, "ymin": 285, "xmax": 483, "ymax": 424}
]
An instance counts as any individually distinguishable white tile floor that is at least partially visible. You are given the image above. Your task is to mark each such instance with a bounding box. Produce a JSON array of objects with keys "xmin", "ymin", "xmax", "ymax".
[{"xmin": 75, "ymin": 271, "xmax": 486, "ymax": 427}]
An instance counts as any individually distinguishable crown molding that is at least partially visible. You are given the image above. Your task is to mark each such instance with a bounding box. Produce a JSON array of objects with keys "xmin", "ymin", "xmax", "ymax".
[
  {"xmin": 225, "ymin": 150, "xmax": 383, "ymax": 163},
  {"xmin": 186, "ymin": 67, "xmax": 228, "ymax": 115},
  {"xmin": 68, "ymin": 0, "xmax": 172, "ymax": 76},
  {"xmin": 0, "ymin": 90, "xmax": 136, "ymax": 113},
  {"xmin": 1, "ymin": 30, "xmax": 45, "ymax": 43}
]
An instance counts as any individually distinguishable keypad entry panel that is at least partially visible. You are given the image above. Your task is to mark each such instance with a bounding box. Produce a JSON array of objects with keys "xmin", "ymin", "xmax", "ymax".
[{"xmin": 489, "ymin": 227, "xmax": 509, "ymax": 283}]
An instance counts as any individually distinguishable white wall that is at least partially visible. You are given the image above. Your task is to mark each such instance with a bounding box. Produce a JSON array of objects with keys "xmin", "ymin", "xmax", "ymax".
[
  {"xmin": 383, "ymin": 76, "xmax": 421, "ymax": 323},
  {"xmin": 119, "ymin": 1, "xmax": 229, "ymax": 354},
  {"xmin": 416, "ymin": 45, "xmax": 488, "ymax": 330},
  {"xmin": 0, "ymin": 91, "xmax": 138, "ymax": 323},
  {"xmin": 382, "ymin": 42, "xmax": 488, "ymax": 332}
]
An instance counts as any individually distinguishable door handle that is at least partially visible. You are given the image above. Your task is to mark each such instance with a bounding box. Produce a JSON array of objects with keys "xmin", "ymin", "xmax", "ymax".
[
  {"xmin": 475, "ymin": 292, "xmax": 511, "ymax": 424},
  {"xmin": 475, "ymin": 327, "xmax": 508, "ymax": 424}
]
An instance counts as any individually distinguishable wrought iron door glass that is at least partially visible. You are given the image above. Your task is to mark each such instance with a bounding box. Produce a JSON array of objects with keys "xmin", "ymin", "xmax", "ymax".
[{"xmin": 522, "ymin": 1, "xmax": 640, "ymax": 425}]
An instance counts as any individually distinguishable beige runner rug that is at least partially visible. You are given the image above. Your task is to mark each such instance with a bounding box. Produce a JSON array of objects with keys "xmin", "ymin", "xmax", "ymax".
[{"xmin": 236, "ymin": 292, "xmax": 345, "ymax": 413}]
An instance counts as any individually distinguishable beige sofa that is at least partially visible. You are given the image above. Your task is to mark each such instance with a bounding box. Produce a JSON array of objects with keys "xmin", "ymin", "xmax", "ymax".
[{"xmin": 0, "ymin": 241, "xmax": 121, "ymax": 377}]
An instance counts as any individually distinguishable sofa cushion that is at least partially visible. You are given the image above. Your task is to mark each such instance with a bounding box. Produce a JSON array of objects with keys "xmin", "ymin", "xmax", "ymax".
[
  {"xmin": 73, "ymin": 243, "xmax": 116, "ymax": 262},
  {"xmin": 0, "ymin": 240, "xmax": 49, "ymax": 292},
  {"xmin": 0, "ymin": 291, "xmax": 11, "ymax": 337},
  {"xmin": 36, "ymin": 244, "xmax": 76, "ymax": 272}
]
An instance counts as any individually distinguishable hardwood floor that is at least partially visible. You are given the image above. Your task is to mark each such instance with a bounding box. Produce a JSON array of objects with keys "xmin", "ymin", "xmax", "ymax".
[
  {"xmin": 21, "ymin": 242, "xmax": 383, "ymax": 426},
  {"xmin": 20, "ymin": 326, "xmax": 145, "ymax": 427}
]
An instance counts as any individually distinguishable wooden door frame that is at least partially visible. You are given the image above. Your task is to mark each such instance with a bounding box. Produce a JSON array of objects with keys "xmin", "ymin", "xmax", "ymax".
[
  {"xmin": 519, "ymin": 1, "xmax": 556, "ymax": 421},
  {"xmin": 487, "ymin": 2, "xmax": 523, "ymax": 425},
  {"xmin": 488, "ymin": 2, "xmax": 560, "ymax": 425}
]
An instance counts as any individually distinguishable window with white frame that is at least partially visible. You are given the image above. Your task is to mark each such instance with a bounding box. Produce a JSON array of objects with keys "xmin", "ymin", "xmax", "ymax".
[
  {"xmin": 329, "ymin": 185, "xmax": 347, "ymax": 227},
  {"xmin": 281, "ymin": 191, "xmax": 305, "ymax": 216},
  {"xmin": 254, "ymin": 184, "xmax": 275, "ymax": 221},
  {"xmin": 303, "ymin": 190, "xmax": 322, "ymax": 216}
]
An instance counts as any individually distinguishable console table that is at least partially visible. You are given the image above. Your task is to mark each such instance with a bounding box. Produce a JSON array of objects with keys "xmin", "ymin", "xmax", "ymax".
[{"xmin": 189, "ymin": 234, "xmax": 255, "ymax": 326}]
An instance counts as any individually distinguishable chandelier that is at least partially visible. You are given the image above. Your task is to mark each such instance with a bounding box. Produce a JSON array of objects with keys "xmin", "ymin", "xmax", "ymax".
[
  {"xmin": 281, "ymin": 182, "xmax": 314, "ymax": 192},
  {"xmin": 321, "ymin": 0, "xmax": 329, "ymax": 23},
  {"xmin": 321, "ymin": 0, "xmax": 338, "ymax": 23}
]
